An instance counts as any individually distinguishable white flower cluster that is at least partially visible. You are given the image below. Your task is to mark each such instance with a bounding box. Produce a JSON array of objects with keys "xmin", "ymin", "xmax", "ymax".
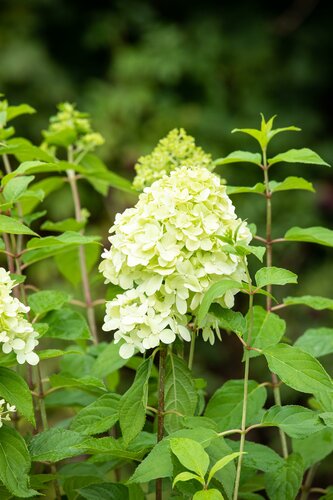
[
  {"xmin": 0, "ymin": 268, "xmax": 39, "ymax": 365},
  {"xmin": 100, "ymin": 166, "xmax": 251, "ymax": 358},
  {"xmin": 0, "ymin": 398, "xmax": 16, "ymax": 428}
]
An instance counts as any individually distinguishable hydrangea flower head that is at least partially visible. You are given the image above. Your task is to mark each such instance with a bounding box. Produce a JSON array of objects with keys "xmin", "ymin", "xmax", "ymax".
[
  {"xmin": 0, "ymin": 398, "xmax": 16, "ymax": 428},
  {"xmin": 100, "ymin": 166, "xmax": 251, "ymax": 358},
  {"xmin": 0, "ymin": 268, "xmax": 39, "ymax": 365},
  {"xmin": 133, "ymin": 128, "xmax": 215, "ymax": 190}
]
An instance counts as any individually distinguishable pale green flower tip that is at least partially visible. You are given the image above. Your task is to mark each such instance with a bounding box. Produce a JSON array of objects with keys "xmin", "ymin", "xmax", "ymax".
[
  {"xmin": 101, "ymin": 165, "xmax": 251, "ymax": 358},
  {"xmin": 0, "ymin": 267, "xmax": 39, "ymax": 366},
  {"xmin": 133, "ymin": 128, "xmax": 216, "ymax": 190}
]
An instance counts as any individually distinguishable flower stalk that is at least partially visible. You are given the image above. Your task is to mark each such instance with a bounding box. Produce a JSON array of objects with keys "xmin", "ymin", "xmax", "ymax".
[{"xmin": 156, "ymin": 346, "xmax": 167, "ymax": 500}]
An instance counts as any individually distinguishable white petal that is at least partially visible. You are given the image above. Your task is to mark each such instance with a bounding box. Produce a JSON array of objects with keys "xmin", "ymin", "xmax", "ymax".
[
  {"xmin": 119, "ymin": 343, "xmax": 135, "ymax": 359},
  {"xmin": 160, "ymin": 329, "xmax": 176, "ymax": 344}
]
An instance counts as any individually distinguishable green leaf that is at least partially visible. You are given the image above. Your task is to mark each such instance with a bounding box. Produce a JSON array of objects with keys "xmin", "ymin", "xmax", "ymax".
[
  {"xmin": 293, "ymin": 428, "xmax": 333, "ymax": 468},
  {"xmin": 128, "ymin": 427, "xmax": 217, "ymax": 484},
  {"xmin": 263, "ymin": 344, "xmax": 333, "ymax": 396},
  {"xmin": 29, "ymin": 428, "xmax": 88, "ymax": 462},
  {"xmin": 0, "ymin": 214, "xmax": 38, "ymax": 236},
  {"xmin": 215, "ymin": 151, "xmax": 262, "ymax": 166},
  {"xmin": 0, "ymin": 425, "xmax": 37, "ymax": 497},
  {"xmin": 164, "ymin": 353, "xmax": 198, "ymax": 433},
  {"xmin": 197, "ymin": 280, "xmax": 242, "ymax": 326},
  {"xmin": 80, "ymin": 154, "xmax": 136, "ymax": 195},
  {"xmin": 284, "ymin": 226, "xmax": 333, "ymax": 247},
  {"xmin": 173, "ymin": 471, "xmax": 204, "ymax": 487},
  {"xmin": 0, "ymin": 367, "xmax": 35, "ymax": 425},
  {"xmin": 0, "ymin": 138, "xmax": 53, "ymax": 162},
  {"xmin": 119, "ymin": 357, "xmax": 153, "ymax": 444},
  {"xmin": 264, "ymin": 454, "xmax": 304, "ymax": 500},
  {"xmin": 249, "ymin": 306, "xmax": 286, "ymax": 356},
  {"xmin": 207, "ymin": 452, "xmax": 243, "ymax": 485},
  {"xmin": 41, "ymin": 217, "xmax": 85, "ymax": 232},
  {"xmin": 225, "ymin": 439, "xmax": 283, "ymax": 472},
  {"xmin": 193, "ymin": 490, "xmax": 224, "ymax": 500},
  {"xmin": 209, "ymin": 305, "xmax": 247, "ymax": 336},
  {"xmin": 319, "ymin": 413, "xmax": 333, "ymax": 427},
  {"xmin": 294, "ymin": 328, "xmax": 333, "ymax": 358},
  {"xmin": 170, "ymin": 437, "xmax": 209, "ymax": 477},
  {"xmin": 226, "ymin": 183, "xmax": 265, "ymax": 196},
  {"xmin": 3, "ymin": 176, "xmax": 35, "ymax": 203},
  {"xmin": 268, "ymin": 148, "xmax": 330, "ymax": 167},
  {"xmin": 205, "ymin": 380, "xmax": 266, "ymax": 431},
  {"xmin": 79, "ymin": 483, "xmax": 129, "ymax": 500},
  {"xmin": 91, "ymin": 341, "xmax": 128, "ymax": 378},
  {"xmin": 269, "ymin": 176, "xmax": 315, "ymax": 193},
  {"xmin": 38, "ymin": 348, "xmax": 80, "ymax": 360},
  {"xmin": 206, "ymin": 438, "xmax": 235, "ymax": 500},
  {"xmin": 28, "ymin": 290, "xmax": 70, "ymax": 315},
  {"xmin": 6, "ymin": 104, "xmax": 35, "ymax": 121},
  {"xmin": 261, "ymin": 405, "xmax": 325, "ymax": 438},
  {"xmin": 55, "ymin": 244, "xmax": 100, "ymax": 286},
  {"xmin": 49, "ymin": 374, "xmax": 106, "ymax": 394},
  {"xmin": 255, "ymin": 267, "xmax": 297, "ymax": 288},
  {"xmin": 44, "ymin": 308, "xmax": 91, "ymax": 340},
  {"xmin": 283, "ymin": 295, "xmax": 333, "ymax": 310},
  {"xmin": 70, "ymin": 393, "xmax": 120, "ymax": 435}
]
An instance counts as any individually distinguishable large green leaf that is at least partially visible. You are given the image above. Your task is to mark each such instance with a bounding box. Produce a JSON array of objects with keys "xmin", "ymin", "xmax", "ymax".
[
  {"xmin": 204, "ymin": 380, "xmax": 266, "ymax": 431},
  {"xmin": 225, "ymin": 439, "xmax": 283, "ymax": 472},
  {"xmin": 170, "ymin": 438, "xmax": 209, "ymax": 477},
  {"xmin": 193, "ymin": 490, "xmax": 224, "ymax": 500},
  {"xmin": 215, "ymin": 151, "xmax": 262, "ymax": 166},
  {"xmin": 79, "ymin": 483, "xmax": 129, "ymax": 500},
  {"xmin": 29, "ymin": 428, "xmax": 88, "ymax": 462},
  {"xmin": 206, "ymin": 439, "xmax": 235, "ymax": 500},
  {"xmin": 249, "ymin": 306, "xmax": 285, "ymax": 356},
  {"xmin": 80, "ymin": 154, "xmax": 136, "ymax": 195},
  {"xmin": 0, "ymin": 214, "xmax": 38, "ymax": 236},
  {"xmin": 164, "ymin": 353, "xmax": 198, "ymax": 433},
  {"xmin": 210, "ymin": 304, "xmax": 247, "ymax": 336},
  {"xmin": 255, "ymin": 267, "xmax": 297, "ymax": 288},
  {"xmin": 294, "ymin": 328, "xmax": 333, "ymax": 358},
  {"xmin": 269, "ymin": 176, "xmax": 315, "ymax": 193},
  {"xmin": 3, "ymin": 176, "xmax": 34, "ymax": 203},
  {"xmin": 55, "ymin": 244, "xmax": 100, "ymax": 286},
  {"xmin": 292, "ymin": 428, "xmax": 333, "ymax": 468},
  {"xmin": 6, "ymin": 104, "xmax": 36, "ymax": 121},
  {"xmin": 268, "ymin": 148, "xmax": 329, "ymax": 167},
  {"xmin": 0, "ymin": 425, "xmax": 37, "ymax": 497},
  {"xmin": 284, "ymin": 226, "xmax": 333, "ymax": 247},
  {"xmin": 0, "ymin": 367, "xmax": 35, "ymax": 424},
  {"xmin": 197, "ymin": 280, "xmax": 242, "ymax": 326},
  {"xmin": 263, "ymin": 344, "xmax": 333, "ymax": 396},
  {"xmin": 119, "ymin": 357, "xmax": 152, "ymax": 444},
  {"xmin": 28, "ymin": 290, "xmax": 70, "ymax": 315},
  {"xmin": 91, "ymin": 341, "xmax": 128, "ymax": 378},
  {"xmin": 44, "ymin": 308, "xmax": 91, "ymax": 341},
  {"xmin": 226, "ymin": 183, "xmax": 265, "ymax": 196},
  {"xmin": 261, "ymin": 405, "xmax": 325, "ymax": 438},
  {"xmin": 49, "ymin": 374, "xmax": 106, "ymax": 394},
  {"xmin": 70, "ymin": 393, "xmax": 120, "ymax": 435},
  {"xmin": 283, "ymin": 295, "xmax": 333, "ymax": 310},
  {"xmin": 264, "ymin": 454, "xmax": 304, "ymax": 500}
]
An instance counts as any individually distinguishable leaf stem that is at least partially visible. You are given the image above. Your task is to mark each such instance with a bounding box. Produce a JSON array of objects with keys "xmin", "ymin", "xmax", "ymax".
[
  {"xmin": 300, "ymin": 465, "xmax": 319, "ymax": 500},
  {"xmin": 66, "ymin": 146, "xmax": 98, "ymax": 344},
  {"xmin": 156, "ymin": 346, "xmax": 167, "ymax": 500},
  {"xmin": 188, "ymin": 328, "xmax": 196, "ymax": 370},
  {"xmin": 262, "ymin": 149, "xmax": 289, "ymax": 459},
  {"xmin": 233, "ymin": 266, "xmax": 254, "ymax": 500}
]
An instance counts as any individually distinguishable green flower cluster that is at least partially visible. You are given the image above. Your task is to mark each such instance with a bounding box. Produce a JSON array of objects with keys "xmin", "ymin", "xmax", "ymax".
[
  {"xmin": 133, "ymin": 128, "xmax": 215, "ymax": 190},
  {"xmin": 0, "ymin": 398, "xmax": 16, "ymax": 428},
  {"xmin": 100, "ymin": 166, "xmax": 251, "ymax": 358},
  {"xmin": 42, "ymin": 102, "xmax": 104, "ymax": 150}
]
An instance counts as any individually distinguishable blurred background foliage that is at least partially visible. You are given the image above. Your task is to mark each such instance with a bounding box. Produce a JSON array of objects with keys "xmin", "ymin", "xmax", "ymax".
[{"xmin": 1, "ymin": 0, "xmax": 332, "ymax": 481}]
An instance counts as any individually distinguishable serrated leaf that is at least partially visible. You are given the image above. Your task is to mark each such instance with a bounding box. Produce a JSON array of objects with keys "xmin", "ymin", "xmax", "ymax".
[
  {"xmin": 6, "ymin": 104, "xmax": 36, "ymax": 121},
  {"xmin": 0, "ymin": 214, "xmax": 38, "ymax": 236},
  {"xmin": 80, "ymin": 154, "xmax": 136, "ymax": 195},
  {"xmin": 204, "ymin": 380, "xmax": 266, "ymax": 431},
  {"xmin": 255, "ymin": 267, "xmax": 297, "ymax": 288},
  {"xmin": 206, "ymin": 439, "xmax": 235, "ymax": 500},
  {"xmin": 225, "ymin": 439, "xmax": 283, "ymax": 472},
  {"xmin": 294, "ymin": 328, "xmax": 333, "ymax": 358},
  {"xmin": 79, "ymin": 483, "xmax": 129, "ymax": 500},
  {"xmin": 284, "ymin": 226, "xmax": 333, "ymax": 247},
  {"xmin": 70, "ymin": 393, "xmax": 120, "ymax": 435},
  {"xmin": 292, "ymin": 428, "xmax": 333, "ymax": 468},
  {"xmin": 269, "ymin": 176, "xmax": 315, "ymax": 193},
  {"xmin": 170, "ymin": 437, "xmax": 209, "ymax": 477},
  {"xmin": 264, "ymin": 453, "xmax": 304, "ymax": 500},
  {"xmin": 28, "ymin": 290, "xmax": 70, "ymax": 315},
  {"xmin": 41, "ymin": 218, "xmax": 85, "ymax": 232},
  {"xmin": 209, "ymin": 304, "xmax": 247, "ymax": 336},
  {"xmin": 249, "ymin": 306, "xmax": 285, "ymax": 357},
  {"xmin": 207, "ymin": 452, "xmax": 243, "ymax": 485},
  {"xmin": 164, "ymin": 354, "xmax": 198, "ymax": 433},
  {"xmin": 193, "ymin": 490, "xmax": 224, "ymax": 500},
  {"xmin": 263, "ymin": 344, "xmax": 333, "ymax": 396},
  {"xmin": 29, "ymin": 428, "xmax": 88, "ymax": 462},
  {"xmin": 91, "ymin": 341, "xmax": 128, "ymax": 378},
  {"xmin": 0, "ymin": 425, "xmax": 37, "ymax": 497},
  {"xmin": 197, "ymin": 280, "xmax": 242, "ymax": 326},
  {"xmin": 226, "ymin": 184, "xmax": 265, "ymax": 196},
  {"xmin": 283, "ymin": 295, "xmax": 333, "ymax": 310},
  {"xmin": 261, "ymin": 405, "xmax": 325, "ymax": 438},
  {"xmin": 0, "ymin": 367, "xmax": 35, "ymax": 424},
  {"xmin": 215, "ymin": 151, "xmax": 262, "ymax": 166},
  {"xmin": 44, "ymin": 308, "xmax": 91, "ymax": 340},
  {"xmin": 268, "ymin": 148, "xmax": 330, "ymax": 167},
  {"xmin": 49, "ymin": 374, "xmax": 106, "ymax": 394},
  {"xmin": 173, "ymin": 471, "xmax": 204, "ymax": 487},
  {"xmin": 119, "ymin": 357, "xmax": 152, "ymax": 444},
  {"xmin": 3, "ymin": 176, "xmax": 35, "ymax": 203}
]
